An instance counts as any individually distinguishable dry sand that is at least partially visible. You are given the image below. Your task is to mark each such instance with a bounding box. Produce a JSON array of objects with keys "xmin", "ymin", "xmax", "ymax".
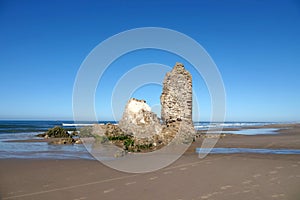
[{"xmin": 0, "ymin": 124, "xmax": 300, "ymax": 200}]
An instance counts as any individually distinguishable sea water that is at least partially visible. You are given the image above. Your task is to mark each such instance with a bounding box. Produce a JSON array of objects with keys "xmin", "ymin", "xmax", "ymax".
[
  {"xmin": 203, "ymin": 128, "xmax": 280, "ymax": 135},
  {"xmin": 0, "ymin": 121, "xmax": 95, "ymax": 159},
  {"xmin": 0, "ymin": 121, "xmax": 297, "ymax": 159},
  {"xmin": 196, "ymin": 148, "xmax": 300, "ymax": 155},
  {"xmin": 193, "ymin": 121, "xmax": 276, "ymax": 130}
]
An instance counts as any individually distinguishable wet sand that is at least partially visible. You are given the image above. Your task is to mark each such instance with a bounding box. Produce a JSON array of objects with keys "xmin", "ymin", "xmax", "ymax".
[
  {"xmin": 194, "ymin": 123, "xmax": 300, "ymax": 150},
  {"xmin": 0, "ymin": 124, "xmax": 300, "ymax": 200}
]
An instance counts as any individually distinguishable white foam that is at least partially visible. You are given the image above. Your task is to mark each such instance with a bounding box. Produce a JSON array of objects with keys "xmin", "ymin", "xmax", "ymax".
[{"xmin": 62, "ymin": 123, "xmax": 93, "ymax": 127}]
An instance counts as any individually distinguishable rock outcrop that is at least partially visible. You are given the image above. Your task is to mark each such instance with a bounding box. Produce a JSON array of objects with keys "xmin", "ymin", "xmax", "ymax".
[
  {"xmin": 91, "ymin": 123, "xmax": 123, "ymax": 136},
  {"xmin": 119, "ymin": 98, "xmax": 162, "ymax": 139},
  {"xmin": 36, "ymin": 126, "xmax": 81, "ymax": 145}
]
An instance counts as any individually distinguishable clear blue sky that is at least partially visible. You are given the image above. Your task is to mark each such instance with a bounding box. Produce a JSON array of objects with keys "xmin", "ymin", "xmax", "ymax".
[{"xmin": 0, "ymin": 0, "xmax": 299, "ymax": 122}]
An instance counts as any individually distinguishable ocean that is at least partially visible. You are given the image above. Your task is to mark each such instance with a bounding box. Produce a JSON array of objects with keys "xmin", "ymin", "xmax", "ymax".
[
  {"xmin": 0, "ymin": 120, "xmax": 292, "ymax": 159},
  {"xmin": 0, "ymin": 120, "xmax": 93, "ymax": 159}
]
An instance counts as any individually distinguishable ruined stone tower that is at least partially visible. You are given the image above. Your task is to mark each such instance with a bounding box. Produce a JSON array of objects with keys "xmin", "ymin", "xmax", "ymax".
[
  {"xmin": 161, "ymin": 62, "xmax": 193, "ymax": 124},
  {"xmin": 160, "ymin": 62, "xmax": 194, "ymax": 143}
]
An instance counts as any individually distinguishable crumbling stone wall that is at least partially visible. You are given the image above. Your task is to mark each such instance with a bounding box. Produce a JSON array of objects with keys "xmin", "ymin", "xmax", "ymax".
[
  {"xmin": 161, "ymin": 62, "xmax": 193, "ymax": 124},
  {"xmin": 160, "ymin": 62, "xmax": 194, "ymax": 143}
]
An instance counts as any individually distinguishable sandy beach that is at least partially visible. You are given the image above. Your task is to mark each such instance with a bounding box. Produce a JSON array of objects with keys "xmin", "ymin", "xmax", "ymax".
[
  {"xmin": 2, "ymin": 1, "xmax": 299, "ymax": 199},
  {"xmin": 1, "ymin": 124, "xmax": 300, "ymax": 200}
]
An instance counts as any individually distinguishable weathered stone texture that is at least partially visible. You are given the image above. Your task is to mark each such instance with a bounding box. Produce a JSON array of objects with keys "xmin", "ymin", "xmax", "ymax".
[
  {"xmin": 160, "ymin": 62, "xmax": 195, "ymax": 143},
  {"xmin": 92, "ymin": 123, "xmax": 125, "ymax": 138},
  {"xmin": 160, "ymin": 62, "xmax": 192, "ymax": 124},
  {"xmin": 119, "ymin": 98, "xmax": 162, "ymax": 139}
]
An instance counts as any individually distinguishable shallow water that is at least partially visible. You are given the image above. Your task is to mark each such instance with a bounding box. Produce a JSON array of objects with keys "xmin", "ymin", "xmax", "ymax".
[
  {"xmin": 0, "ymin": 140, "xmax": 94, "ymax": 160},
  {"xmin": 220, "ymin": 128, "xmax": 279, "ymax": 135},
  {"xmin": 0, "ymin": 150, "xmax": 93, "ymax": 160},
  {"xmin": 0, "ymin": 132, "xmax": 93, "ymax": 160},
  {"xmin": 196, "ymin": 148, "xmax": 300, "ymax": 155},
  {"xmin": 0, "ymin": 121, "xmax": 294, "ymax": 159},
  {"xmin": 194, "ymin": 122, "xmax": 277, "ymax": 130}
]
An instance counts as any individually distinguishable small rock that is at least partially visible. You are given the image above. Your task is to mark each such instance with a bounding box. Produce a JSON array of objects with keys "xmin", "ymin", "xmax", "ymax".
[{"xmin": 75, "ymin": 139, "xmax": 82, "ymax": 144}]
